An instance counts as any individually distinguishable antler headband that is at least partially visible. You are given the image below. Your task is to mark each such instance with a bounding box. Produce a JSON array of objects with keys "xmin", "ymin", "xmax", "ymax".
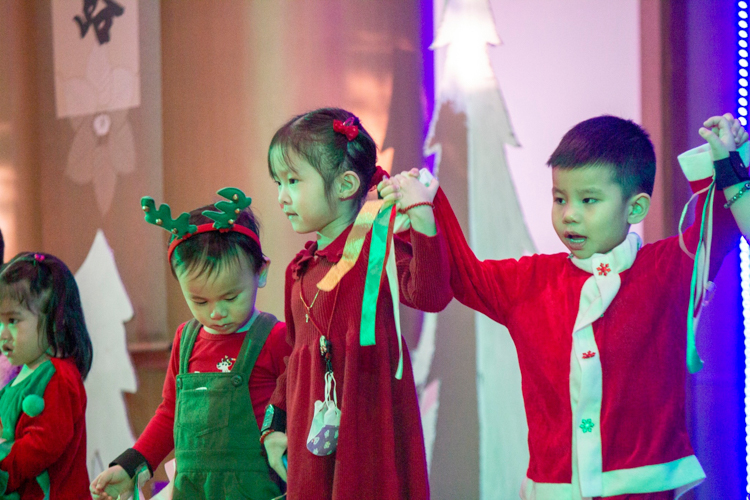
[{"xmin": 141, "ymin": 187, "xmax": 261, "ymax": 262}]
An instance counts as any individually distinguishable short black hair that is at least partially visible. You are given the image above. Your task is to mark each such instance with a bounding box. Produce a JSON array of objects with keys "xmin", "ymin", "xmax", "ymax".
[
  {"xmin": 0, "ymin": 227, "xmax": 4, "ymax": 264},
  {"xmin": 268, "ymin": 107, "xmax": 378, "ymax": 205},
  {"xmin": 0, "ymin": 253, "xmax": 93, "ymax": 378},
  {"xmin": 547, "ymin": 115, "xmax": 656, "ymax": 197},
  {"xmin": 169, "ymin": 204, "xmax": 264, "ymax": 280}
]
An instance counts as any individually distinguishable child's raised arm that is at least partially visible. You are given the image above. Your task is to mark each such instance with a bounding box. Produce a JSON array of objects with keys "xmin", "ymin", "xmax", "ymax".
[{"xmin": 699, "ymin": 113, "xmax": 750, "ymax": 237}]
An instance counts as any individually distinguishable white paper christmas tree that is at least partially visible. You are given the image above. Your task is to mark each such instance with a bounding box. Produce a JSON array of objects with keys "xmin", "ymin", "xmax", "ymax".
[
  {"xmin": 75, "ymin": 230, "xmax": 137, "ymax": 478},
  {"xmin": 426, "ymin": 0, "xmax": 532, "ymax": 497}
]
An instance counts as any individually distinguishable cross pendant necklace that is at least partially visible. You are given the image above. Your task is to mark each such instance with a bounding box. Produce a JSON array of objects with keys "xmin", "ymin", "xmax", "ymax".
[{"xmin": 300, "ymin": 278, "xmax": 321, "ymax": 324}]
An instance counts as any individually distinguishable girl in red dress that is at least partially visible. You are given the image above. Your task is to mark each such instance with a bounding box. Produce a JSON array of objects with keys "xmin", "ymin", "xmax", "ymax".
[{"xmin": 262, "ymin": 107, "xmax": 452, "ymax": 499}]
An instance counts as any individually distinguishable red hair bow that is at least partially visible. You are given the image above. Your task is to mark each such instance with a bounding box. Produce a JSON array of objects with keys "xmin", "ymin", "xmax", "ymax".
[
  {"xmin": 333, "ymin": 118, "xmax": 359, "ymax": 141},
  {"xmin": 368, "ymin": 165, "xmax": 389, "ymax": 190}
]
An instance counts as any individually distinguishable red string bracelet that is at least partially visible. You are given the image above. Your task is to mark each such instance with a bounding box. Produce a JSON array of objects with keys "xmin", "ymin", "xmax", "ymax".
[
  {"xmin": 398, "ymin": 201, "xmax": 434, "ymax": 214},
  {"xmin": 259, "ymin": 428, "xmax": 275, "ymax": 446}
]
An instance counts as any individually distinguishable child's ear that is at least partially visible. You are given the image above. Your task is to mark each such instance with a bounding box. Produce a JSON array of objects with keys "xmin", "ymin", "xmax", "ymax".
[
  {"xmin": 627, "ymin": 193, "xmax": 651, "ymax": 224},
  {"xmin": 336, "ymin": 171, "xmax": 361, "ymax": 200},
  {"xmin": 257, "ymin": 257, "xmax": 271, "ymax": 288}
]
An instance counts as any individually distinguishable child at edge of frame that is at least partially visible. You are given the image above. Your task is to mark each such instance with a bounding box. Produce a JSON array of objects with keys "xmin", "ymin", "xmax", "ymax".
[
  {"xmin": 0, "ymin": 227, "xmax": 21, "ymax": 390},
  {"xmin": 261, "ymin": 107, "xmax": 452, "ymax": 500},
  {"xmin": 380, "ymin": 113, "xmax": 749, "ymax": 500},
  {"xmin": 0, "ymin": 252, "xmax": 94, "ymax": 498},
  {"xmin": 90, "ymin": 189, "xmax": 292, "ymax": 500}
]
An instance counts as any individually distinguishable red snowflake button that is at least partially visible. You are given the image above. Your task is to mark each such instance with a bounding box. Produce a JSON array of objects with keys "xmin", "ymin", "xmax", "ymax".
[{"xmin": 597, "ymin": 263, "xmax": 611, "ymax": 276}]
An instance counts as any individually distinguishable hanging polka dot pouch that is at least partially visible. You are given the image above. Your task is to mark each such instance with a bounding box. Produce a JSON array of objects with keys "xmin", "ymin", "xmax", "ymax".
[{"xmin": 306, "ymin": 336, "xmax": 341, "ymax": 456}]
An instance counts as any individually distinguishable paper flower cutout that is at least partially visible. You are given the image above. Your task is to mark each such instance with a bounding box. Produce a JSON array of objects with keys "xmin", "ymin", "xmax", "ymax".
[
  {"xmin": 66, "ymin": 109, "xmax": 135, "ymax": 215},
  {"xmin": 62, "ymin": 44, "xmax": 137, "ymax": 216},
  {"xmin": 62, "ymin": 44, "xmax": 137, "ymax": 117}
]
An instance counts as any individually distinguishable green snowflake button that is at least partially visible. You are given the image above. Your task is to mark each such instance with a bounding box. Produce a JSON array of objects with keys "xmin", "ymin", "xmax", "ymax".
[{"xmin": 580, "ymin": 418, "xmax": 595, "ymax": 433}]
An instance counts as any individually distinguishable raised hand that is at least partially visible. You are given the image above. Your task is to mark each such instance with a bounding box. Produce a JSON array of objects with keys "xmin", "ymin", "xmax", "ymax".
[{"xmin": 699, "ymin": 113, "xmax": 745, "ymax": 160}]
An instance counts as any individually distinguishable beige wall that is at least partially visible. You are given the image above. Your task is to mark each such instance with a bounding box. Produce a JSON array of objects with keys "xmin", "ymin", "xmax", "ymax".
[
  {"xmin": 0, "ymin": 1, "xmax": 43, "ymax": 259},
  {"xmin": 161, "ymin": 1, "xmax": 426, "ymax": 334}
]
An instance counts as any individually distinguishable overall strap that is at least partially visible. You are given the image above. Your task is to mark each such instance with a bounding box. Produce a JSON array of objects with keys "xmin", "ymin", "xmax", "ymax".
[
  {"xmin": 231, "ymin": 312, "xmax": 278, "ymax": 377},
  {"xmin": 178, "ymin": 319, "xmax": 203, "ymax": 375}
]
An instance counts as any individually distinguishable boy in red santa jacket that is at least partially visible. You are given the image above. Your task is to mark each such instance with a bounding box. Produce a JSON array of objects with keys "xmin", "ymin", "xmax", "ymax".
[{"xmin": 380, "ymin": 114, "xmax": 748, "ymax": 499}]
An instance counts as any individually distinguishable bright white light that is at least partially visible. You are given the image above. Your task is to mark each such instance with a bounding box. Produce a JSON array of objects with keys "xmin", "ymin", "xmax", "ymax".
[
  {"xmin": 742, "ymin": 237, "xmax": 750, "ymax": 495},
  {"xmin": 740, "ymin": 2, "xmax": 750, "ymax": 492}
]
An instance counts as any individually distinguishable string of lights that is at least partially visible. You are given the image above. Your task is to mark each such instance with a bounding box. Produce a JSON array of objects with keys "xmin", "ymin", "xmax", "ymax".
[{"xmin": 739, "ymin": 2, "xmax": 750, "ymax": 495}]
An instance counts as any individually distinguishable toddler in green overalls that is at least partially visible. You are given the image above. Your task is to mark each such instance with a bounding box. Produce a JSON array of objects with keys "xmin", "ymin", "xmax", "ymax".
[{"xmin": 91, "ymin": 188, "xmax": 292, "ymax": 500}]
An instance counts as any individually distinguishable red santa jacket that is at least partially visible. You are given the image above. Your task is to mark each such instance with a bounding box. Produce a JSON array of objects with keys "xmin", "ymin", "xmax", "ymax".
[{"xmin": 432, "ymin": 145, "xmax": 741, "ymax": 498}]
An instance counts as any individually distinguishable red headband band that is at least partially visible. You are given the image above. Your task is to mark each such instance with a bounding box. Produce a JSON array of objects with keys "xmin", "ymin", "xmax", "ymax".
[{"xmin": 167, "ymin": 223, "xmax": 262, "ymax": 263}]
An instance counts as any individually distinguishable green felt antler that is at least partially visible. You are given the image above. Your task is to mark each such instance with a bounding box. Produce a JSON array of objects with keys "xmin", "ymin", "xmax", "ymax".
[
  {"xmin": 141, "ymin": 197, "xmax": 197, "ymax": 238},
  {"xmin": 202, "ymin": 187, "xmax": 252, "ymax": 229}
]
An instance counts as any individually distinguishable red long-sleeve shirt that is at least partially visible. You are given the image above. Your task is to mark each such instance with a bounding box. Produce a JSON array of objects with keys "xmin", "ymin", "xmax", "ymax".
[{"xmin": 133, "ymin": 320, "xmax": 291, "ymax": 471}]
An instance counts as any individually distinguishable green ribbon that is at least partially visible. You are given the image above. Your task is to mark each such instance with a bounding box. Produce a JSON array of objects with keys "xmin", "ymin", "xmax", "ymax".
[
  {"xmin": 360, "ymin": 206, "xmax": 395, "ymax": 347},
  {"xmin": 686, "ymin": 181, "xmax": 714, "ymax": 374},
  {"xmin": 132, "ymin": 462, "xmax": 150, "ymax": 500}
]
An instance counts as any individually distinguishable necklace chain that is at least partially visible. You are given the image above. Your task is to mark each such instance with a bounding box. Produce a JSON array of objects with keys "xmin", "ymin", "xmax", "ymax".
[{"xmin": 299, "ymin": 276, "xmax": 321, "ymax": 323}]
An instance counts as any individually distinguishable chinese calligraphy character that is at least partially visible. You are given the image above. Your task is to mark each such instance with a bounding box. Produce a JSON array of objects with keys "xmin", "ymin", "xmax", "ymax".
[{"xmin": 73, "ymin": 0, "xmax": 125, "ymax": 45}]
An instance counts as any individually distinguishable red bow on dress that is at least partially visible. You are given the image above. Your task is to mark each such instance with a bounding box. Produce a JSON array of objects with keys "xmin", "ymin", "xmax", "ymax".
[{"xmin": 333, "ymin": 118, "xmax": 359, "ymax": 141}]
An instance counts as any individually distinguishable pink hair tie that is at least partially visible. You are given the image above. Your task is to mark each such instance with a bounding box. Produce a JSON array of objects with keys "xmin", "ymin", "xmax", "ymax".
[
  {"xmin": 333, "ymin": 118, "xmax": 359, "ymax": 141},
  {"xmin": 33, "ymin": 253, "xmax": 45, "ymax": 262}
]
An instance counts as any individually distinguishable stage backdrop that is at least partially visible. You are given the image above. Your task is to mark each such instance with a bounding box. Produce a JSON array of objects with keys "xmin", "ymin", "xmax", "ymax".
[{"xmin": 426, "ymin": 1, "xmax": 640, "ymax": 498}]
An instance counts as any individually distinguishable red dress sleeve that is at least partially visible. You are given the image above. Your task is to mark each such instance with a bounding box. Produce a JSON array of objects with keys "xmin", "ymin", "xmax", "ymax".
[
  {"xmin": 433, "ymin": 187, "xmax": 520, "ymax": 325},
  {"xmin": 393, "ymin": 223, "xmax": 453, "ymax": 312},
  {"xmin": 132, "ymin": 324, "xmax": 185, "ymax": 471}
]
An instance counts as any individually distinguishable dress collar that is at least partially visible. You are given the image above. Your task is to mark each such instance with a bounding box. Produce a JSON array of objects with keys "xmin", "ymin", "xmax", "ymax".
[{"xmin": 289, "ymin": 225, "xmax": 353, "ymax": 280}]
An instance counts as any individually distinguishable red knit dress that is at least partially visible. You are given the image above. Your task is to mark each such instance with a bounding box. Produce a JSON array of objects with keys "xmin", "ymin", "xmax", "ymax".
[{"xmin": 269, "ymin": 225, "xmax": 452, "ymax": 500}]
